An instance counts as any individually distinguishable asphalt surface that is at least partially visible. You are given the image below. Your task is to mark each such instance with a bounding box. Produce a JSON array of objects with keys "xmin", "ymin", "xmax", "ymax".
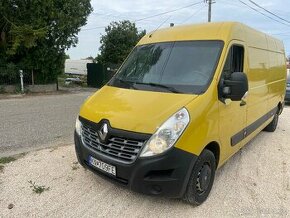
[{"xmin": 0, "ymin": 91, "xmax": 94, "ymax": 157}]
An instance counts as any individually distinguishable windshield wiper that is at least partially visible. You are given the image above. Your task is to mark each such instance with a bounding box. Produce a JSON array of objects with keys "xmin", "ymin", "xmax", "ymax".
[
  {"xmin": 115, "ymin": 78, "xmax": 138, "ymax": 90},
  {"xmin": 133, "ymin": 81, "xmax": 181, "ymax": 93}
]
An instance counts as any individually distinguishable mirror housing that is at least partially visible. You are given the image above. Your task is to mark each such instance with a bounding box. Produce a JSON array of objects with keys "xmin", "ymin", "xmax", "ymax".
[{"xmin": 222, "ymin": 72, "xmax": 248, "ymax": 101}]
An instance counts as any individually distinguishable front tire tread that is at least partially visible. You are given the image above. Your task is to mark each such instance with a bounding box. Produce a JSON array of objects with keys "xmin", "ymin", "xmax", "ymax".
[{"xmin": 183, "ymin": 149, "xmax": 216, "ymax": 206}]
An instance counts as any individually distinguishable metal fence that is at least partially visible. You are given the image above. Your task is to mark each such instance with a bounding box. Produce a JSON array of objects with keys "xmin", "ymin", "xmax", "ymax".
[
  {"xmin": 0, "ymin": 63, "xmax": 118, "ymax": 93},
  {"xmin": 0, "ymin": 66, "xmax": 58, "ymax": 93},
  {"xmin": 0, "ymin": 66, "xmax": 34, "ymax": 85}
]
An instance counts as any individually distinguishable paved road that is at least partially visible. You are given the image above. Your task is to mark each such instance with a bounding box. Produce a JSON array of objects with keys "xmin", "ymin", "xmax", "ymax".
[{"xmin": 0, "ymin": 92, "xmax": 94, "ymax": 157}]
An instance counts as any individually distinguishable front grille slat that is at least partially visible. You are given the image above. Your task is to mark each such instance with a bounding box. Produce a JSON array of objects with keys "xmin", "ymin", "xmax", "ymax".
[
  {"xmin": 86, "ymin": 140, "xmax": 134, "ymax": 162},
  {"xmin": 81, "ymin": 124, "xmax": 145, "ymax": 163},
  {"xmin": 109, "ymin": 138, "xmax": 143, "ymax": 147}
]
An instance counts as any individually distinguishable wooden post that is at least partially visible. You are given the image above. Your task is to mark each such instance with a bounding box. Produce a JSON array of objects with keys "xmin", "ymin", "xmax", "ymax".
[
  {"xmin": 208, "ymin": 0, "xmax": 212, "ymax": 22},
  {"xmin": 31, "ymin": 69, "xmax": 34, "ymax": 86}
]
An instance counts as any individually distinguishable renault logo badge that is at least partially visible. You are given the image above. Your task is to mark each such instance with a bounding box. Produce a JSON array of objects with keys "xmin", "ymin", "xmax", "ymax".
[{"xmin": 98, "ymin": 123, "xmax": 108, "ymax": 141}]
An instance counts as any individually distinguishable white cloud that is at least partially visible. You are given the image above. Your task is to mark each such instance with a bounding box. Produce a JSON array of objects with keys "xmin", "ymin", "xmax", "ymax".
[{"xmin": 67, "ymin": 0, "xmax": 290, "ymax": 59}]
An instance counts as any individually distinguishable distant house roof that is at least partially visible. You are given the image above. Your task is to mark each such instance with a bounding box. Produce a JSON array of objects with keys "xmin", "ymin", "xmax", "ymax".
[{"xmin": 65, "ymin": 59, "xmax": 93, "ymax": 75}]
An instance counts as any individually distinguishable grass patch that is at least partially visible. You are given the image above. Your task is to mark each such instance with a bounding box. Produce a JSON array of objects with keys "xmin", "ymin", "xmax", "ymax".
[
  {"xmin": 0, "ymin": 153, "xmax": 26, "ymax": 165},
  {"xmin": 0, "ymin": 156, "xmax": 16, "ymax": 164},
  {"xmin": 0, "ymin": 165, "xmax": 4, "ymax": 173},
  {"xmin": 0, "ymin": 153, "xmax": 26, "ymax": 173},
  {"xmin": 71, "ymin": 161, "xmax": 79, "ymax": 170},
  {"xmin": 0, "ymin": 86, "xmax": 5, "ymax": 94},
  {"xmin": 28, "ymin": 180, "xmax": 50, "ymax": 194},
  {"xmin": 72, "ymin": 165, "xmax": 79, "ymax": 170}
]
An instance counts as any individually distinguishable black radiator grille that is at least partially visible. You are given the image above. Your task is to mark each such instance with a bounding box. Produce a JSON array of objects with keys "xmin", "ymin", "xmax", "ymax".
[{"xmin": 81, "ymin": 124, "xmax": 145, "ymax": 163}]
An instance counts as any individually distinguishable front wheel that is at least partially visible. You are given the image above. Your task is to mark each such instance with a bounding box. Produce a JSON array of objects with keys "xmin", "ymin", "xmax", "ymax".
[{"xmin": 183, "ymin": 149, "xmax": 216, "ymax": 206}]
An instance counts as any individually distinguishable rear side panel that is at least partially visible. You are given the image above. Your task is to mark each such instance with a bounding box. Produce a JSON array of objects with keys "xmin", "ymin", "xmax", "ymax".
[
  {"xmin": 246, "ymin": 46, "xmax": 270, "ymax": 125},
  {"xmin": 244, "ymin": 26, "xmax": 286, "ymax": 132},
  {"xmin": 267, "ymin": 50, "xmax": 287, "ymax": 110}
]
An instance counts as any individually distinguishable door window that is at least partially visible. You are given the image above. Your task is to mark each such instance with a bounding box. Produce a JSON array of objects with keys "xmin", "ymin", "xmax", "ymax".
[{"xmin": 222, "ymin": 45, "xmax": 244, "ymax": 79}]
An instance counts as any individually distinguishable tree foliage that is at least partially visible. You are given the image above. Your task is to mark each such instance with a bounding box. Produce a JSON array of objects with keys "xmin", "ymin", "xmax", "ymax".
[
  {"xmin": 96, "ymin": 20, "xmax": 146, "ymax": 66},
  {"xmin": 0, "ymin": 0, "xmax": 92, "ymax": 83}
]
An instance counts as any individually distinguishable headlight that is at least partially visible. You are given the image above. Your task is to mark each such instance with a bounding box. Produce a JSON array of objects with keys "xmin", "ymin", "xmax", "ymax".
[
  {"xmin": 140, "ymin": 108, "xmax": 190, "ymax": 157},
  {"xmin": 75, "ymin": 117, "xmax": 82, "ymax": 135}
]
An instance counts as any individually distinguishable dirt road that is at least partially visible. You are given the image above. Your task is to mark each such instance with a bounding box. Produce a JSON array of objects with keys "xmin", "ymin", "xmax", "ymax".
[{"xmin": 0, "ymin": 107, "xmax": 289, "ymax": 217}]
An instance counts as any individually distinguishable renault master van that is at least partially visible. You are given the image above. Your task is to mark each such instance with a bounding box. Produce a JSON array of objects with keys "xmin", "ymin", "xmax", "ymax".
[{"xmin": 74, "ymin": 22, "xmax": 287, "ymax": 205}]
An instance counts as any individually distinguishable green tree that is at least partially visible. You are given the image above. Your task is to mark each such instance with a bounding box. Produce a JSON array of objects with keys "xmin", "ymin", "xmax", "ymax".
[
  {"xmin": 0, "ymin": 0, "xmax": 92, "ymax": 83},
  {"xmin": 96, "ymin": 20, "xmax": 146, "ymax": 66}
]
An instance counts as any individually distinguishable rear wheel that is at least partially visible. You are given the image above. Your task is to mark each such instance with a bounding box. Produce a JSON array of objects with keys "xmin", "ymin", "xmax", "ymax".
[
  {"xmin": 264, "ymin": 111, "xmax": 279, "ymax": 132},
  {"xmin": 183, "ymin": 149, "xmax": 216, "ymax": 206}
]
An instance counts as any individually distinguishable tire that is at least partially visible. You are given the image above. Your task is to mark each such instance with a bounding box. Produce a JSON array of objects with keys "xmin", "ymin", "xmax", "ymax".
[
  {"xmin": 183, "ymin": 149, "xmax": 216, "ymax": 206},
  {"xmin": 263, "ymin": 111, "xmax": 279, "ymax": 132}
]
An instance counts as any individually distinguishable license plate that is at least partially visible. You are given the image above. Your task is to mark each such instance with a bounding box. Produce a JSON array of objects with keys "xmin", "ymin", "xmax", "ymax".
[{"xmin": 88, "ymin": 156, "xmax": 116, "ymax": 176}]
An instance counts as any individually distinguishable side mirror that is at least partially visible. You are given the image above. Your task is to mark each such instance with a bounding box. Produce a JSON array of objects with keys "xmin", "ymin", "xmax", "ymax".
[{"xmin": 222, "ymin": 72, "xmax": 248, "ymax": 101}]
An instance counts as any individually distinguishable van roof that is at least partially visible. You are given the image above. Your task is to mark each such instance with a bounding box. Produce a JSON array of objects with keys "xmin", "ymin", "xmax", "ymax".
[{"xmin": 138, "ymin": 22, "xmax": 285, "ymax": 53}]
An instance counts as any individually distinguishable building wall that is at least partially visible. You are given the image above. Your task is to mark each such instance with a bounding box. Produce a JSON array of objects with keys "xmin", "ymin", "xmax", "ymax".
[{"xmin": 65, "ymin": 60, "xmax": 93, "ymax": 75}]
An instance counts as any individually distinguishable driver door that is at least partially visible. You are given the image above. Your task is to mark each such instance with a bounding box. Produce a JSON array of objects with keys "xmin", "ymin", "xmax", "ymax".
[{"xmin": 218, "ymin": 42, "xmax": 248, "ymax": 162}]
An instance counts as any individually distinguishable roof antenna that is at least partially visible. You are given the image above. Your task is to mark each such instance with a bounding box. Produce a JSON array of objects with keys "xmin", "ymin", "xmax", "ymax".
[{"xmin": 149, "ymin": 16, "xmax": 171, "ymax": 38}]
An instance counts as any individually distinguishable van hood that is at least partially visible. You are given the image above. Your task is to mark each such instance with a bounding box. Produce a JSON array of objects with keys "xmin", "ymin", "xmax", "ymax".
[{"xmin": 79, "ymin": 86, "xmax": 198, "ymax": 134}]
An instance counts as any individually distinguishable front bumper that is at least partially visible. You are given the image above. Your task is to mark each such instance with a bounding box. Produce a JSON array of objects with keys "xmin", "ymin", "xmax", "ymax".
[{"xmin": 74, "ymin": 131, "xmax": 197, "ymax": 198}]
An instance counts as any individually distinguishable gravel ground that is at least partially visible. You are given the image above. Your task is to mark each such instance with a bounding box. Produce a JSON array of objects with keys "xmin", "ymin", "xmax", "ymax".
[
  {"xmin": 0, "ymin": 106, "xmax": 289, "ymax": 217},
  {"xmin": 0, "ymin": 91, "xmax": 94, "ymax": 157}
]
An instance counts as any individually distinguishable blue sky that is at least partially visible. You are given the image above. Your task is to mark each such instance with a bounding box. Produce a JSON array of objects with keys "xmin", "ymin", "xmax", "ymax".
[{"xmin": 67, "ymin": 0, "xmax": 290, "ymax": 60}]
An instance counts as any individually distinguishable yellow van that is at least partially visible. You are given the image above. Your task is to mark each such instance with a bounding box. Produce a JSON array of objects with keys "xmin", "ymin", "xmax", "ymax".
[{"xmin": 74, "ymin": 22, "xmax": 287, "ymax": 205}]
